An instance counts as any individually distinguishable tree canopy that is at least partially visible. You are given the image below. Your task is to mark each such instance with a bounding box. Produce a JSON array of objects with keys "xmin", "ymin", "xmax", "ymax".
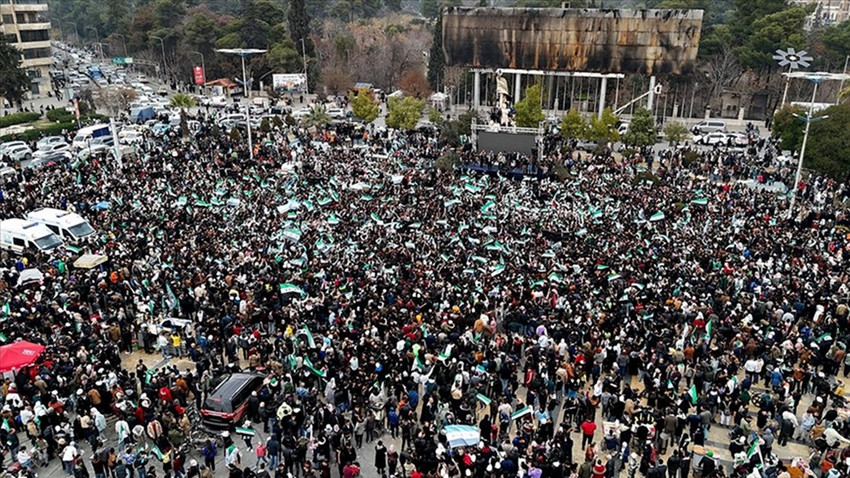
[
  {"xmin": 0, "ymin": 38, "xmax": 30, "ymax": 107},
  {"xmin": 386, "ymin": 96, "xmax": 425, "ymax": 130},
  {"xmin": 514, "ymin": 84, "xmax": 545, "ymax": 128}
]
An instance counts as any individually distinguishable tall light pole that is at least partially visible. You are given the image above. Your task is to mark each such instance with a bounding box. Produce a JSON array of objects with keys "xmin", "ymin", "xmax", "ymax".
[
  {"xmin": 299, "ymin": 38, "xmax": 309, "ymax": 96},
  {"xmin": 86, "ymin": 26, "xmax": 99, "ymax": 44},
  {"xmin": 93, "ymin": 42, "xmax": 107, "ymax": 63},
  {"xmin": 773, "ymin": 47, "xmax": 812, "ymax": 109},
  {"xmin": 190, "ymin": 51, "xmax": 205, "ymax": 93},
  {"xmin": 150, "ymin": 35, "xmax": 166, "ymax": 80},
  {"xmin": 784, "ymin": 71, "xmax": 850, "ymax": 216},
  {"xmin": 216, "ymin": 48, "xmax": 267, "ymax": 160},
  {"xmin": 114, "ymin": 33, "xmax": 128, "ymax": 57},
  {"xmin": 66, "ymin": 22, "xmax": 78, "ymax": 44}
]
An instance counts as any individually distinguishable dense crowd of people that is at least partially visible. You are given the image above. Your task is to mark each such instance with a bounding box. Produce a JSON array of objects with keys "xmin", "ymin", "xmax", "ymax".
[{"xmin": 0, "ymin": 108, "xmax": 849, "ymax": 478}]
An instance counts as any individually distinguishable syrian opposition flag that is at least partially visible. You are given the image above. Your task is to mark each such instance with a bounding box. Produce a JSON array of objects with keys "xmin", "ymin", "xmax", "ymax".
[
  {"xmin": 301, "ymin": 325, "xmax": 316, "ymax": 348},
  {"xmin": 328, "ymin": 214, "xmax": 340, "ymax": 225},
  {"xmin": 511, "ymin": 406, "xmax": 533, "ymax": 421},
  {"xmin": 691, "ymin": 198, "xmax": 708, "ymax": 206},
  {"xmin": 236, "ymin": 426, "xmax": 256, "ymax": 436},
  {"xmin": 476, "ymin": 394, "xmax": 492, "ymax": 406},
  {"xmin": 438, "ymin": 344, "xmax": 453, "ymax": 361},
  {"xmin": 283, "ymin": 228, "xmax": 302, "ymax": 242},
  {"xmin": 650, "ymin": 211, "xmax": 665, "ymax": 222},
  {"xmin": 490, "ymin": 264, "xmax": 506, "ymax": 277},
  {"xmin": 279, "ymin": 283, "xmax": 305, "ymax": 297},
  {"xmin": 370, "ymin": 212, "xmax": 382, "ymax": 224},
  {"xmin": 444, "ymin": 425, "xmax": 480, "ymax": 448},
  {"xmin": 548, "ymin": 272, "xmax": 563, "ymax": 283},
  {"xmin": 607, "ymin": 272, "xmax": 621, "ymax": 281},
  {"xmin": 688, "ymin": 385, "xmax": 698, "ymax": 405},
  {"xmin": 303, "ymin": 357, "xmax": 327, "ymax": 377},
  {"xmin": 480, "ymin": 200, "xmax": 495, "ymax": 213},
  {"xmin": 150, "ymin": 444, "xmax": 163, "ymax": 461}
]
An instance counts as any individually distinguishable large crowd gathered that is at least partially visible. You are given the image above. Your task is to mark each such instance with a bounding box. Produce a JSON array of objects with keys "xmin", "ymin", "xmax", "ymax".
[{"xmin": 0, "ymin": 105, "xmax": 849, "ymax": 478}]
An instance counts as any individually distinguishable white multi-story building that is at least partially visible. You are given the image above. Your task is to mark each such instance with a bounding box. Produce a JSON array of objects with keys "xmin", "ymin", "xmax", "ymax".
[
  {"xmin": 792, "ymin": 0, "xmax": 850, "ymax": 29},
  {"xmin": 0, "ymin": 0, "xmax": 53, "ymax": 96}
]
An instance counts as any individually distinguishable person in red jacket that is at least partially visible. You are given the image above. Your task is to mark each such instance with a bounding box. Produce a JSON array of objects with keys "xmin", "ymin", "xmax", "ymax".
[{"xmin": 580, "ymin": 419, "xmax": 597, "ymax": 448}]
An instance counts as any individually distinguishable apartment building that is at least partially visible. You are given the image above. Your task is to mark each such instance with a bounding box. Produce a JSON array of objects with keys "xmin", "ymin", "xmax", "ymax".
[
  {"xmin": 0, "ymin": 0, "xmax": 53, "ymax": 96},
  {"xmin": 792, "ymin": 0, "xmax": 850, "ymax": 28}
]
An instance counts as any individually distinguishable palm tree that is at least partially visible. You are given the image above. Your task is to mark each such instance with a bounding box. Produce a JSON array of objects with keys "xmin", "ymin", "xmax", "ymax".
[
  {"xmin": 169, "ymin": 93, "xmax": 196, "ymax": 138},
  {"xmin": 302, "ymin": 104, "xmax": 331, "ymax": 128}
]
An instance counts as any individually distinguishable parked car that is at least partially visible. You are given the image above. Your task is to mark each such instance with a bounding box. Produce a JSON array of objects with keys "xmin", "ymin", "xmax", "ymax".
[
  {"xmin": 575, "ymin": 140, "xmax": 599, "ymax": 151},
  {"xmin": 209, "ymin": 96, "xmax": 229, "ymax": 108},
  {"xmin": 6, "ymin": 145, "xmax": 33, "ymax": 162},
  {"xmin": 36, "ymin": 136, "xmax": 67, "ymax": 151},
  {"xmin": 0, "ymin": 141, "xmax": 27, "ymax": 158},
  {"xmin": 691, "ymin": 120, "xmax": 726, "ymax": 134},
  {"xmin": 696, "ymin": 132, "xmax": 728, "ymax": 145},
  {"xmin": 33, "ymin": 142, "xmax": 69, "ymax": 158},
  {"xmin": 326, "ymin": 107, "xmax": 346, "ymax": 119}
]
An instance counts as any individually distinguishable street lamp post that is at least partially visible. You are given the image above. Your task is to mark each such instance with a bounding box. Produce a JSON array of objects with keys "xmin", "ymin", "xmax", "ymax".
[
  {"xmin": 93, "ymin": 42, "xmax": 107, "ymax": 62},
  {"xmin": 773, "ymin": 48, "xmax": 812, "ymax": 109},
  {"xmin": 299, "ymin": 38, "xmax": 309, "ymax": 96},
  {"xmin": 190, "ymin": 51, "xmax": 205, "ymax": 94},
  {"xmin": 784, "ymin": 71, "xmax": 850, "ymax": 217},
  {"xmin": 66, "ymin": 22, "xmax": 78, "ymax": 44},
  {"xmin": 114, "ymin": 33, "xmax": 128, "ymax": 57},
  {"xmin": 216, "ymin": 48, "xmax": 267, "ymax": 161},
  {"xmin": 150, "ymin": 35, "xmax": 166, "ymax": 80}
]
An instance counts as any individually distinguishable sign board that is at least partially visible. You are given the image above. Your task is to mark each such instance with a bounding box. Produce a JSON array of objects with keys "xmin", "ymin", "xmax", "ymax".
[
  {"xmin": 112, "ymin": 57, "xmax": 134, "ymax": 66},
  {"xmin": 193, "ymin": 66, "xmax": 205, "ymax": 85},
  {"xmin": 272, "ymin": 73, "xmax": 307, "ymax": 93}
]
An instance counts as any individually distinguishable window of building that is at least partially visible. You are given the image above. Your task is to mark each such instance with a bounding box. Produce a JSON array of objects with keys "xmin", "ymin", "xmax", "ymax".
[
  {"xmin": 22, "ymin": 47, "xmax": 49, "ymax": 59},
  {"xmin": 26, "ymin": 69, "xmax": 41, "ymax": 78},
  {"xmin": 1, "ymin": 14, "xmax": 13, "ymax": 24},
  {"xmin": 4, "ymin": 33, "xmax": 17, "ymax": 43},
  {"xmin": 19, "ymin": 29, "xmax": 48, "ymax": 42}
]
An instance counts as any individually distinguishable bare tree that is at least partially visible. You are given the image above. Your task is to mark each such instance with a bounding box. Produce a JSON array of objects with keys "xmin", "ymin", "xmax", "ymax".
[
  {"xmin": 706, "ymin": 46, "xmax": 741, "ymax": 107},
  {"xmin": 95, "ymin": 87, "xmax": 137, "ymax": 117}
]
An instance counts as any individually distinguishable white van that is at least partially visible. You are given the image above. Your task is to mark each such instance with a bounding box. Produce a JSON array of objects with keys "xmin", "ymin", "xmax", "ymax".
[
  {"xmin": 72, "ymin": 124, "xmax": 111, "ymax": 150},
  {"xmin": 0, "ymin": 219, "xmax": 64, "ymax": 254},
  {"xmin": 26, "ymin": 208, "xmax": 96, "ymax": 242}
]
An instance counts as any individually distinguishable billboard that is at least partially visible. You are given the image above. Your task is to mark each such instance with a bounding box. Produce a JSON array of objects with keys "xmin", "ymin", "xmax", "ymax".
[
  {"xmin": 478, "ymin": 131, "xmax": 536, "ymax": 155},
  {"xmin": 273, "ymin": 73, "xmax": 307, "ymax": 93},
  {"xmin": 193, "ymin": 66, "xmax": 205, "ymax": 85},
  {"xmin": 442, "ymin": 7, "xmax": 703, "ymax": 75}
]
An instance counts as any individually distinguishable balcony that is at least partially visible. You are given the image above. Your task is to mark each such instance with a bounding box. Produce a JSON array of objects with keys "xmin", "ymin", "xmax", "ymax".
[
  {"xmin": 15, "ymin": 21, "xmax": 50, "ymax": 31},
  {"xmin": 10, "ymin": 3, "xmax": 48, "ymax": 11},
  {"xmin": 17, "ymin": 38, "xmax": 49, "ymax": 48},
  {"xmin": 21, "ymin": 55, "xmax": 51, "ymax": 68}
]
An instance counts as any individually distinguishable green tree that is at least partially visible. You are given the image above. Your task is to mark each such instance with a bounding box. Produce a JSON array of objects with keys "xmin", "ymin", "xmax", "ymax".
[
  {"xmin": 421, "ymin": 0, "xmax": 439, "ymax": 19},
  {"xmin": 267, "ymin": 40, "xmax": 302, "ymax": 73},
  {"xmin": 427, "ymin": 13, "xmax": 445, "ymax": 92},
  {"xmin": 822, "ymin": 20, "xmax": 850, "ymax": 65},
  {"xmin": 663, "ymin": 122, "xmax": 690, "ymax": 146},
  {"xmin": 169, "ymin": 93, "xmax": 196, "ymax": 138},
  {"xmin": 735, "ymin": 7, "xmax": 808, "ymax": 71},
  {"xmin": 428, "ymin": 108, "xmax": 442, "ymax": 124},
  {"xmin": 622, "ymin": 107, "xmax": 656, "ymax": 147},
  {"xmin": 803, "ymin": 102, "xmax": 850, "ymax": 178},
  {"xmin": 288, "ymin": 0, "xmax": 313, "ymax": 55},
  {"xmin": 514, "ymin": 84, "xmax": 545, "ymax": 128},
  {"xmin": 302, "ymin": 104, "xmax": 332, "ymax": 128},
  {"xmin": 770, "ymin": 105, "xmax": 806, "ymax": 153},
  {"xmin": 456, "ymin": 109, "xmax": 479, "ymax": 136},
  {"xmin": 0, "ymin": 37, "xmax": 30, "ymax": 107},
  {"xmin": 587, "ymin": 107, "xmax": 620, "ymax": 143},
  {"xmin": 349, "ymin": 88, "xmax": 380, "ymax": 123},
  {"xmin": 260, "ymin": 117, "xmax": 271, "ymax": 133},
  {"xmin": 386, "ymin": 96, "xmax": 425, "ymax": 130},
  {"xmin": 560, "ymin": 110, "xmax": 587, "ymax": 140}
]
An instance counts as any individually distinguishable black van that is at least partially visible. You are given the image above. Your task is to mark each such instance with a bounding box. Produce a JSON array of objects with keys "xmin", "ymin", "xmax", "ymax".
[{"xmin": 200, "ymin": 372, "xmax": 265, "ymax": 429}]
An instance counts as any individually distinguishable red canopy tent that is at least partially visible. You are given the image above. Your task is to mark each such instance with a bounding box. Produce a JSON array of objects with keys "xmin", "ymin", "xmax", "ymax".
[{"xmin": 0, "ymin": 341, "xmax": 45, "ymax": 372}]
